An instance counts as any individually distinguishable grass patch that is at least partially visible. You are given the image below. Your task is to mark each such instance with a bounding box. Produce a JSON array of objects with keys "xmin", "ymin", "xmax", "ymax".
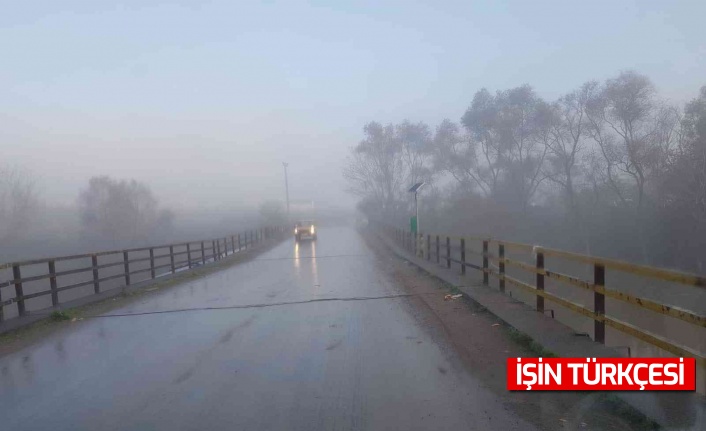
[
  {"xmin": 506, "ymin": 327, "xmax": 558, "ymax": 358},
  {"xmin": 50, "ymin": 310, "xmax": 73, "ymax": 321},
  {"xmin": 599, "ymin": 394, "xmax": 660, "ymax": 430}
]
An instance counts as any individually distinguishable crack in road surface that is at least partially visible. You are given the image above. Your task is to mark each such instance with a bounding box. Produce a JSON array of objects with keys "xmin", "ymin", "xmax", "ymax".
[{"xmin": 74, "ymin": 292, "xmax": 445, "ymax": 318}]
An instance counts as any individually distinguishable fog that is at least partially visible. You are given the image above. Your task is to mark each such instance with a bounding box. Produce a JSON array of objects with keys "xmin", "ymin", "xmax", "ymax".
[{"xmin": 2, "ymin": 1, "xmax": 705, "ymax": 264}]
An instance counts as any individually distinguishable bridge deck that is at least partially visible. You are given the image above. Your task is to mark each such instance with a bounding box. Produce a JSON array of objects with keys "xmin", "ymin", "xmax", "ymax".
[{"xmin": 1, "ymin": 227, "xmax": 539, "ymax": 430}]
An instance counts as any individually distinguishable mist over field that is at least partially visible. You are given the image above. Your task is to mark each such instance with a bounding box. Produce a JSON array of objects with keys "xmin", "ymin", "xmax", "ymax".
[{"xmin": 2, "ymin": 1, "xmax": 705, "ymax": 271}]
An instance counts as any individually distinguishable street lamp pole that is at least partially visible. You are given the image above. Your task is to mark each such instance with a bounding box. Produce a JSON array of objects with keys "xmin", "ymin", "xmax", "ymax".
[
  {"xmin": 415, "ymin": 191, "xmax": 419, "ymax": 234},
  {"xmin": 408, "ymin": 181, "xmax": 426, "ymax": 236},
  {"xmin": 282, "ymin": 162, "xmax": 290, "ymax": 217}
]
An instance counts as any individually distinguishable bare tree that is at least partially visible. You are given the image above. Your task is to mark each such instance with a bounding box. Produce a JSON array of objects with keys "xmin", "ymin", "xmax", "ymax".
[
  {"xmin": 0, "ymin": 164, "xmax": 39, "ymax": 243},
  {"xmin": 432, "ymin": 119, "xmax": 491, "ymax": 196},
  {"xmin": 587, "ymin": 71, "xmax": 664, "ymax": 209},
  {"xmin": 545, "ymin": 82, "xmax": 599, "ymax": 211},
  {"xmin": 343, "ymin": 122, "xmax": 406, "ymax": 216},
  {"xmin": 78, "ymin": 176, "xmax": 172, "ymax": 246},
  {"xmin": 396, "ymin": 120, "xmax": 434, "ymax": 187},
  {"xmin": 661, "ymin": 87, "xmax": 706, "ymax": 223},
  {"xmin": 460, "ymin": 88, "xmax": 507, "ymax": 197}
]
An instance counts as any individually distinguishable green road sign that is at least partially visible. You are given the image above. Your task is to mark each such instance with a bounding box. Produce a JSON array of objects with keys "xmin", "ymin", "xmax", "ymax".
[{"xmin": 410, "ymin": 216, "xmax": 417, "ymax": 234}]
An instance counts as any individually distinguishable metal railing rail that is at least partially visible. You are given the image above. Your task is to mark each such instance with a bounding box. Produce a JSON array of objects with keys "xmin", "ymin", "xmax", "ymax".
[
  {"xmin": 388, "ymin": 226, "xmax": 706, "ymax": 367},
  {"xmin": 0, "ymin": 226, "xmax": 287, "ymax": 321}
]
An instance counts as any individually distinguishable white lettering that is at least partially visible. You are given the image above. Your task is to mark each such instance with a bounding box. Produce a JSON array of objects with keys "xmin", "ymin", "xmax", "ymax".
[
  {"xmin": 648, "ymin": 364, "xmax": 663, "ymax": 386},
  {"xmin": 568, "ymin": 363, "xmax": 582, "ymax": 385},
  {"xmin": 601, "ymin": 363, "xmax": 617, "ymax": 385},
  {"xmin": 522, "ymin": 363, "xmax": 537, "ymax": 390},
  {"xmin": 663, "ymin": 364, "xmax": 678, "ymax": 385},
  {"xmin": 617, "ymin": 363, "xmax": 633, "ymax": 385},
  {"xmin": 583, "ymin": 362, "xmax": 600, "ymax": 385},
  {"xmin": 634, "ymin": 364, "xmax": 648, "ymax": 390}
]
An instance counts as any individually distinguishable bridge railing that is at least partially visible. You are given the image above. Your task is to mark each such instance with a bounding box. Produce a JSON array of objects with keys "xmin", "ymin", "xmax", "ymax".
[
  {"xmin": 0, "ymin": 226, "xmax": 287, "ymax": 322},
  {"xmin": 387, "ymin": 226, "xmax": 706, "ymax": 371}
]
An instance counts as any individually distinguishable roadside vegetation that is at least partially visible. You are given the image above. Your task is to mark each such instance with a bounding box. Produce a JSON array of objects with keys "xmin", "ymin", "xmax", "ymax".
[{"xmin": 345, "ymin": 71, "xmax": 706, "ymax": 273}]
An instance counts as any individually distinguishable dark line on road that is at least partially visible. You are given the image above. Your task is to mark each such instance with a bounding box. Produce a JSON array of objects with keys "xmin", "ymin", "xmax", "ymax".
[
  {"xmin": 251, "ymin": 254, "xmax": 367, "ymax": 261},
  {"xmin": 82, "ymin": 292, "xmax": 441, "ymax": 318}
]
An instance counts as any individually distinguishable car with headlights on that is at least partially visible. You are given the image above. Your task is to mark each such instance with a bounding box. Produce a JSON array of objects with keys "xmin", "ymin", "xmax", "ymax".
[{"xmin": 294, "ymin": 220, "xmax": 317, "ymax": 241}]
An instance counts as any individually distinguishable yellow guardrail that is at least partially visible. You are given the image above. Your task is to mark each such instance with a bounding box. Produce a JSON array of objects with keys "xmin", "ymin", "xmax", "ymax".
[{"xmin": 389, "ymin": 226, "xmax": 706, "ymax": 367}]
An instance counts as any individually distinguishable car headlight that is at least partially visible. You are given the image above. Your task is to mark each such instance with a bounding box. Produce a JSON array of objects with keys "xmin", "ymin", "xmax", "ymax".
[
  {"xmin": 294, "ymin": 227, "xmax": 298, "ymax": 234},
  {"xmin": 311, "ymin": 225, "xmax": 315, "ymax": 234}
]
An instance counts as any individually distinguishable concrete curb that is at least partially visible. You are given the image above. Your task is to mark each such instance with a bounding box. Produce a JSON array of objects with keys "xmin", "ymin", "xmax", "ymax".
[{"xmin": 377, "ymin": 230, "xmax": 706, "ymax": 430}]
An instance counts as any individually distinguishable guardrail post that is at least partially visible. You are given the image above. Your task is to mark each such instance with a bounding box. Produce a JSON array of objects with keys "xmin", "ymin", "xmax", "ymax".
[
  {"xmin": 201, "ymin": 242, "xmax": 206, "ymax": 265},
  {"xmin": 482, "ymin": 240, "xmax": 489, "ymax": 285},
  {"xmin": 48, "ymin": 260, "xmax": 59, "ymax": 306},
  {"xmin": 149, "ymin": 248, "xmax": 156, "ymax": 279},
  {"xmin": 594, "ymin": 263, "xmax": 606, "ymax": 344},
  {"xmin": 92, "ymin": 254, "xmax": 100, "ymax": 293},
  {"xmin": 460, "ymin": 238, "xmax": 466, "ymax": 275},
  {"xmin": 12, "ymin": 265, "xmax": 25, "ymax": 316},
  {"xmin": 170, "ymin": 246, "xmax": 175, "ymax": 273},
  {"xmin": 123, "ymin": 251, "xmax": 131, "ymax": 285},
  {"xmin": 536, "ymin": 251, "xmax": 545, "ymax": 313},
  {"xmin": 498, "ymin": 244, "xmax": 505, "ymax": 293},
  {"xmin": 446, "ymin": 236, "xmax": 451, "ymax": 268},
  {"xmin": 187, "ymin": 243, "xmax": 192, "ymax": 269},
  {"xmin": 427, "ymin": 234, "xmax": 431, "ymax": 261},
  {"xmin": 238, "ymin": 233, "xmax": 242, "ymax": 251},
  {"xmin": 436, "ymin": 235, "xmax": 440, "ymax": 264}
]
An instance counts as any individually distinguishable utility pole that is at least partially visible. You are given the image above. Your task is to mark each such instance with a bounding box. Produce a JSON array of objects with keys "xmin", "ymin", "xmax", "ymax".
[
  {"xmin": 409, "ymin": 182, "xmax": 425, "ymax": 256},
  {"xmin": 282, "ymin": 162, "xmax": 290, "ymax": 217},
  {"xmin": 409, "ymin": 182, "xmax": 426, "ymax": 233},
  {"xmin": 415, "ymin": 192, "xmax": 419, "ymax": 234}
]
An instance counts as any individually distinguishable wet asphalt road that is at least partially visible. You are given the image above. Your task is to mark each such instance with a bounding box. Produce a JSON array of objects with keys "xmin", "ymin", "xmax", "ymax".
[{"xmin": 0, "ymin": 227, "xmax": 536, "ymax": 430}]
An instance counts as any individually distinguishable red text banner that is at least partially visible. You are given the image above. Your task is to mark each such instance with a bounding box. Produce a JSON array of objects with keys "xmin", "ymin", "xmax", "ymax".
[{"xmin": 507, "ymin": 357, "xmax": 695, "ymax": 391}]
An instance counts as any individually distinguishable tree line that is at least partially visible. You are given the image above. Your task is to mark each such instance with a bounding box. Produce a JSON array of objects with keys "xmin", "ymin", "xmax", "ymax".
[
  {"xmin": 345, "ymin": 71, "xmax": 706, "ymax": 272},
  {"xmin": 0, "ymin": 171, "xmax": 175, "ymax": 261},
  {"xmin": 1, "ymin": 168, "xmax": 289, "ymax": 262}
]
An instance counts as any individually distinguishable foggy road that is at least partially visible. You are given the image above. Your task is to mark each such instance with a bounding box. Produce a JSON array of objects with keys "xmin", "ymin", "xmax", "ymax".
[{"xmin": 0, "ymin": 227, "xmax": 536, "ymax": 431}]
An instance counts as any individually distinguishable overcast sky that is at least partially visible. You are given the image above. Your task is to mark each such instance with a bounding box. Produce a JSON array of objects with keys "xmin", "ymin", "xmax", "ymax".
[{"xmin": 2, "ymin": 0, "xmax": 705, "ymax": 212}]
